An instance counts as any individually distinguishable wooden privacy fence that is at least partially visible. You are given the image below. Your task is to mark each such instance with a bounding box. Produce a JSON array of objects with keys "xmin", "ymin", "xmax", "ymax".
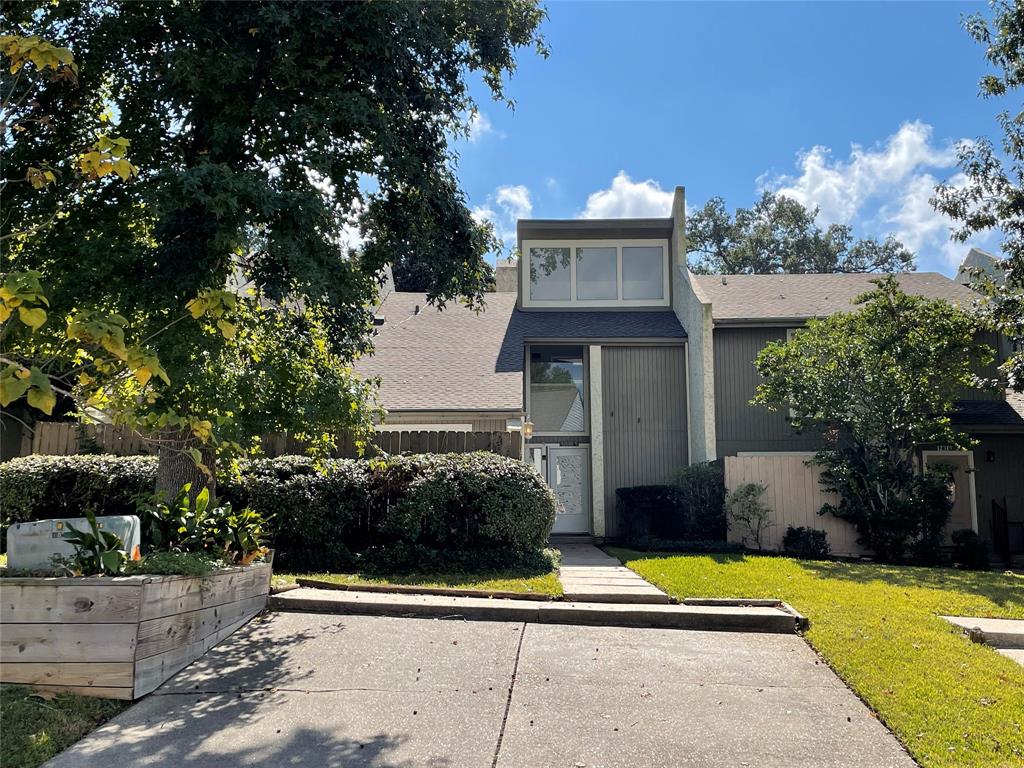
[
  {"xmin": 724, "ymin": 453, "xmax": 868, "ymax": 557},
  {"xmin": 16, "ymin": 422, "xmax": 521, "ymax": 461}
]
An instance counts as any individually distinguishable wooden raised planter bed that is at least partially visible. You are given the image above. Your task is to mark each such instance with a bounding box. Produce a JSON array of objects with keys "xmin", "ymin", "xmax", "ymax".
[{"xmin": 0, "ymin": 563, "xmax": 271, "ymax": 700}]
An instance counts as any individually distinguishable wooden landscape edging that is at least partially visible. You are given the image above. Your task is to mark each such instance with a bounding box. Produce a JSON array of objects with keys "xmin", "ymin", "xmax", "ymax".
[{"xmin": 0, "ymin": 563, "xmax": 271, "ymax": 699}]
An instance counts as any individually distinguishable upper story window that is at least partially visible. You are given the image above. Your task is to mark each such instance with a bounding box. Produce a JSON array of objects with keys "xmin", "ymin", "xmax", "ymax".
[{"xmin": 523, "ymin": 239, "xmax": 670, "ymax": 308}]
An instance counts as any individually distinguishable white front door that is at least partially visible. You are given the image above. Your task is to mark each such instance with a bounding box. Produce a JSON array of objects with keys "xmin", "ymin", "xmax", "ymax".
[{"xmin": 548, "ymin": 447, "xmax": 591, "ymax": 534}]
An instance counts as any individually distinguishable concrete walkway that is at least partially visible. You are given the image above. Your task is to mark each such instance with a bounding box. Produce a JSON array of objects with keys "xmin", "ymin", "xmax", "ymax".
[
  {"xmin": 557, "ymin": 543, "xmax": 670, "ymax": 604},
  {"xmin": 943, "ymin": 615, "xmax": 1024, "ymax": 665},
  {"xmin": 44, "ymin": 611, "xmax": 917, "ymax": 768}
]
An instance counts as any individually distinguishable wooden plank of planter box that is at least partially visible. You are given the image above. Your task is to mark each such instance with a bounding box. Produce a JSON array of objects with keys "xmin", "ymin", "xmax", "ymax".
[
  {"xmin": 0, "ymin": 583, "xmax": 143, "ymax": 624},
  {"xmin": 1, "ymin": 662, "xmax": 134, "ymax": 688},
  {"xmin": 15, "ymin": 684, "xmax": 133, "ymax": 700},
  {"xmin": 133, "ymin": 613, "xmax": 252, "ymax": 697},
  {"xmin": 135, "ymin": 594, "xmax": 268, "ymax": 660},
  {"xmin": 138, "ymin": 564, "xmax": 271, "ymax": 621},
  {"xmin": 1, "ymin": 623, "xmax": 138, "ymax": 663}
]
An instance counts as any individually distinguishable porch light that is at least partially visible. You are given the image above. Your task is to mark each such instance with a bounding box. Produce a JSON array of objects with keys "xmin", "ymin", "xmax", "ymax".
[{"xmin": 522, "ymin": 419, "xmax": 534, "ymax": 440}]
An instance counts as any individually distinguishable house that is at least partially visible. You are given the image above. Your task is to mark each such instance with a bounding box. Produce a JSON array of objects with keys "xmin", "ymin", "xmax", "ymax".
[{"xmin": 355, "ymin": 187, "xmax": 1024, "ymax": 558}]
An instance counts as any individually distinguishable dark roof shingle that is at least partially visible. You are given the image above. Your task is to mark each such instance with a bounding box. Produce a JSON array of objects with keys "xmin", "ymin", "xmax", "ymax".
[{"xmin": 354, "ymin": 292, "xmax": 685, "ymax": 411}]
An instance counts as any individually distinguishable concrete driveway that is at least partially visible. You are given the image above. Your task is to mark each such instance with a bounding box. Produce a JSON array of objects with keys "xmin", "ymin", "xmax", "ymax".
[{"xmin": 45, "ymin": 611, "xmax": 916, "ymax": 768}]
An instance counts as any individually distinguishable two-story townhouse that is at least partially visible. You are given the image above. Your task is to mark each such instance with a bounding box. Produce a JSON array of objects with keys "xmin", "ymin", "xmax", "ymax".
[{"xmin": 354, "ymin": 187, "xmax": 1024, "ymax": 560}]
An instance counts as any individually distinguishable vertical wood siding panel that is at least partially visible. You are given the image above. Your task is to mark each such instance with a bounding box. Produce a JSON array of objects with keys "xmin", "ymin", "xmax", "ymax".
[{"xmin": 602, "ymin": 346, "xmax": 688, "ymax": 538}]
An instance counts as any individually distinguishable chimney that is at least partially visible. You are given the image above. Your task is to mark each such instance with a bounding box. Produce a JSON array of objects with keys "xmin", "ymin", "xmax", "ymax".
[{"xmin": 493, "ymin": 258, "xmax": 519, "ymax": 293}]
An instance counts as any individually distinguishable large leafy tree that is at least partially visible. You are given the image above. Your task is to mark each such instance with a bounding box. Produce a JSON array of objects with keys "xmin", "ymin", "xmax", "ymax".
[
  {"xmin": 754, "ymin": 278, "xmax": 989, "ymax": 561},
  {"xmin": 932, "ymin": 0, "xmax": 1024, "ymax": 393},
  {"xmin": 1, "ymin": 1, "xmax": 546, "ymax": 495},
  {"xmin": 688, "ymin": 191, "xmax": 916, "ymax": 274}
]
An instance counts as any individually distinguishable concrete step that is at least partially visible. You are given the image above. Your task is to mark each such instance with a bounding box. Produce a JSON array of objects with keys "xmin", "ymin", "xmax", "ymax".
[
  {"xmin": 270, "ymin": 588, "xmax": 800, "ymax": 634},
  {"xmin": 942, "ymin": 616, "xmax": 1024, "ymax": 649}
]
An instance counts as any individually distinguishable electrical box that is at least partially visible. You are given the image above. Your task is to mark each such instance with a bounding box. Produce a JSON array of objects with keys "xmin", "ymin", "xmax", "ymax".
[{"xmin": 5, "ymin": 516, "xmax": 141, "ymax": 573}]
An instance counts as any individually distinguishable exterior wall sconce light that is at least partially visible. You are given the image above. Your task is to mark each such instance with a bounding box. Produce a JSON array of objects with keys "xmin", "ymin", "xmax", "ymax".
[
  {"xmin": 986, "ymin": 450, "xmax": 996, "ymax": 463},
  {"xmin": 522, "ymin": 419, "xmax": 534, "ymax": 440}
]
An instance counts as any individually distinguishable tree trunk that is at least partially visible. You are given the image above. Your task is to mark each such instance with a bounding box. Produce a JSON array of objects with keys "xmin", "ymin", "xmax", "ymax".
[{"xmin": 155, "ymin": 428, "xmax": 217, "ymax": 503}]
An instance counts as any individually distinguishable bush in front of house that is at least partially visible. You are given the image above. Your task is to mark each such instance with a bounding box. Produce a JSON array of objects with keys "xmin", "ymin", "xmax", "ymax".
[
  {"xmin": 222, "ymin": 455, "xmax": 369, "ymax": 573},
  {"xmin": 617, "ymin": 461, "xmax": 727, "ymax": 547},
  {"xmin": 781, "ymin": 526, "xmax": 831, "ymax": 560},
  {"xmin": 1, "ymin": 452, "xmax": 558, "ymax": 573},
  {"xmin": 725, "ymin": 482, "xmax": 773, "ymax": 551},
  {"xmin": 676, "ymin": 460, "xmax": 727, "ymax": 539},
  {"xmin": 617, "ymin": 485, "xmax": 686, "ymax": 544},
  {"xmin": 229, "ymin": 452, "xmax": 557, "ymax": 572},
  {"xmin": 950, "ymin": 529, "xmax": 990, "ymax": 571},
  {"xmin": 0, "ymin": 454, "xmax": 158, "ymax": 529}
]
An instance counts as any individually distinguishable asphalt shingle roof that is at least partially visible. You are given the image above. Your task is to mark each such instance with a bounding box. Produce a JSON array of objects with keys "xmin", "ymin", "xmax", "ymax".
[
  {"xmin": 353, "ymin": 292, "xmax": 685, "ymax": 411},
  {"xmin": 692, "ymin": 272, "xmax": 979, "ymax": 322},
  {"xmin": 951, "ymin": 393, "xmax": 1024, "ymax": 432}
]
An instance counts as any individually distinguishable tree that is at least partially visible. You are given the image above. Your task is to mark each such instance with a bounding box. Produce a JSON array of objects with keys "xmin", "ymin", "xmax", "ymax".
[
  {"xmin": 1, "ymin": 35, "xmax": 169, "ymax": 432},
  {"xmin": 932, "ymin": 0, "xmax": 1024, "ymax": 393},
  {"xmin": 753, "ymin": 277, "xmax": 989, "ymax": 561},
  {"xmin": 2, "ymin": 1, "xmax": 547, "ymax": 497},
  {"xmin": 687, "ymin": 191, "xmax": 916, "ymax": 274}
]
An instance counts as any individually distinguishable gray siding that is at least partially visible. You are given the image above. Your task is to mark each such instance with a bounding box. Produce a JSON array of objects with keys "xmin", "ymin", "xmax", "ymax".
[
  {"xmin": 713, "ymin": 327, "xmax": 822, "ymax": 456},
  {"xmin": 971, "ymin": 434, "xmax": 1024, "ymax": 547},
  {"xmin": 602, "ymin": 345, "xmax": 688, "ymax": 537}
]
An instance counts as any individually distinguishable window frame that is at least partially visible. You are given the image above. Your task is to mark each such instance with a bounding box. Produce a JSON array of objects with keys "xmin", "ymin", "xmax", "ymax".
[
  {"xmin": 521, "ymin": 238, "xmax": 670, "ymax": 308},
  {"xmin": 525, "ymin": 343, "xmax": 590, "ymax": 437}
]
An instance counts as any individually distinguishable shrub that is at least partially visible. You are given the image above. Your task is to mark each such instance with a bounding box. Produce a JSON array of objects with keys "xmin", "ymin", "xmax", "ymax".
[
  {"xmin": 1, "ymin": 452, "xmax": 556, "ymax": 573},
  {"xmin": 222, "ymin": 456, "xmax": 369, "ymax": 572},
  {"xmin": 725, "ymin": 482, "xmax": 773, "ymax": 550},
  {"xmin": 782, "ymin": 526, "xmax": 831, "ymax": 560},
  {"xmin": 617, "ymin": 462, "xmax": 727, "ymax": 545},
  {"xmin": 0, "ymin": 454, "xmax": 157, "ymax": 528},
  {"xmin": 951, "ymin": 529, "xmax": 990, "ymax": 571},
  {"xmin": 820, "ymin": 455, "xmax": 955, "ymax": 564},
  {"xmin": 617, "ymin": 485, "xmax": 686, "ymax": 544},
  {"xmin": 126, "ymin": 551, "xmax": 222, "ymax": 577},
  {"xmin": 676, "ymin": 460, "xmax": 726, "ymax": 539},
  {"xmin": 361, "ymin": 453, "xmax": 556, "ymax": 570}
]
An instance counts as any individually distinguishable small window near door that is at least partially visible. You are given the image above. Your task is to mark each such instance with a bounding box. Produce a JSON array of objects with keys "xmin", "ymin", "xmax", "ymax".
[{"xmin": 529, "ymin": 346, "xmax": 586, "ymax": 434}]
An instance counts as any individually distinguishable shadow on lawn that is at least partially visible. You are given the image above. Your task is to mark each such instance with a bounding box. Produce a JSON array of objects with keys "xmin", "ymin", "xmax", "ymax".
[{"xmin": 795, "ymin": 559, "xmax": 1024, "ymax": 612}]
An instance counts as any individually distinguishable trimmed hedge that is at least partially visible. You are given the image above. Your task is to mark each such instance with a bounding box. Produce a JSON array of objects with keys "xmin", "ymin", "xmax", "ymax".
[
  {"xmin": 0, "ymin": 455, "xmax": 158, "ymax": 527},
  {"xmin": 616, "ymin": 461, "xmax": 727, "ymax": 547},
  {"xmin": 3, "ymin": 453, "xmax": 557, "ymax": 572}
]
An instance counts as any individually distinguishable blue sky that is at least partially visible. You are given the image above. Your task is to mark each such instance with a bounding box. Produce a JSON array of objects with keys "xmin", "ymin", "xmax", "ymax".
[{"xmin": 454, "ymin": 1, "xmax": 1006, "ymax": 275}]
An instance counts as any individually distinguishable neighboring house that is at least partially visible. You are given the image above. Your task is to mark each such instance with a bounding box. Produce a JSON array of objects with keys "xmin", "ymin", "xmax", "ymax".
[{"xmin": 355, "ymin": 187, "xmax": 1024, "ymax": 557}]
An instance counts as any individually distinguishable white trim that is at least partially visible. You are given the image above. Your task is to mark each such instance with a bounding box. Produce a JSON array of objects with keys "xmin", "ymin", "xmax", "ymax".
[
  {"xmin": 921, "ymin": 450, "xmax": 979, "ymax": 533},
  {"xmin": 521, "ymin": 238, "xmax": 671, "ymax": 309},
  {"xmin": 588, "ymin": 345, "xmax": 604, "ymax": 537}
]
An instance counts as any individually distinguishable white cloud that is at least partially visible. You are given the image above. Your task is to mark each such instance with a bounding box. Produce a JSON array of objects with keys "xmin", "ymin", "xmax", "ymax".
[
  {"xmin": 761, "ymin": 121, "xmax": 992, "ymax": 272},
  {"xmin": 580, "ymin": 171, "xmax": 673, "ymax": 218},
  {"xmin": 473, "ymin": 184, "xmax": 532, "ymax": 246},
  {"xmin": 467, "ymin": 111, "xmax": 502, "ymax": 143}
]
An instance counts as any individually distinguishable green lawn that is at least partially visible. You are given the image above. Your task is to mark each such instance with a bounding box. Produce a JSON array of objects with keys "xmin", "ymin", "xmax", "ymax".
[
  {"xmin": 274, "ymin": 567, "xmax": 563, "ymax": 596},
  {"xmin": 0, "ymin": 685, "xmax": 127, "ymax": 768},
  {"xmin": 610, "ymin": 548, "xmax": 1024, "ymax": 768}
]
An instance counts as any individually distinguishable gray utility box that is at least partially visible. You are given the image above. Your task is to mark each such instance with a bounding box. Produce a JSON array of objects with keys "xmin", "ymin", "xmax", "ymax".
[{"xmin": 5, "ymin": 516, "xmax": 141, "ymax": 573}]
